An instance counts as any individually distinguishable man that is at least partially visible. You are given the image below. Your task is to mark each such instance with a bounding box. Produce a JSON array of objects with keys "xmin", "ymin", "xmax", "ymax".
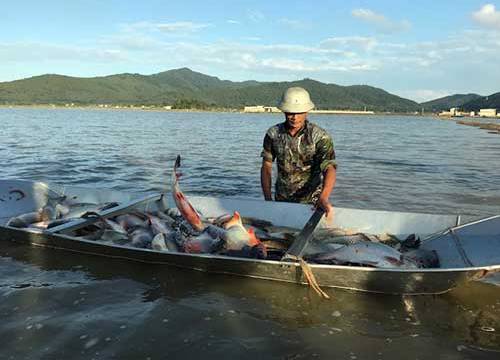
[{"xmin": 260, "ymin": 87, "xmax": 336, "ymax": 214}]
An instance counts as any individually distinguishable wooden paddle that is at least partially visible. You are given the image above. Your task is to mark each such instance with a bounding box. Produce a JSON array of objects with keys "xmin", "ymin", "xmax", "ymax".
[{"xmin": 282, "ymin": 207, "xmax": 325, "ymax": 260}]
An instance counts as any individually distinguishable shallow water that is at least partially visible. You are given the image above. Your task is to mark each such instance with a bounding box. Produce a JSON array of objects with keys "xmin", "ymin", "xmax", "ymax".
[{"xmin": 1, "ymin": 109, "xmax": 499, "ymax": 359}]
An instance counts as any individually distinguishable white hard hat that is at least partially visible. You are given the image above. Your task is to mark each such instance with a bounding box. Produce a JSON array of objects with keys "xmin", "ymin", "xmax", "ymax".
[{"xmin": 278, "ymin": 87, "xmax": 315, "ymax": 113}]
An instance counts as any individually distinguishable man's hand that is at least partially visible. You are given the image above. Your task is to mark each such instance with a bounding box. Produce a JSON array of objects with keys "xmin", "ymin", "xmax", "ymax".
[{"xmin": 315, "ymin": 195, "xmax": 333, "ymax": 216}]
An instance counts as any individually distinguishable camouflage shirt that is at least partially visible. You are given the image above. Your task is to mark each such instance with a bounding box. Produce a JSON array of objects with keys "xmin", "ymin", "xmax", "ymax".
[{"xmin": 261, "ymin": 120, "xmax": 336, "ymax": 204}]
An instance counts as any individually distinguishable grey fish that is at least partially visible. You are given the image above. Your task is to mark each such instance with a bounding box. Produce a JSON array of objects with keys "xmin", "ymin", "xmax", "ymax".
[
  {"xmin": 129, "ymin": 227, "xmax": 154, "ymax": 248},
  {"xmin": 151, "ymin": 211, "xmax": 176, "ymax": 226},
  {"xmin": 115, "ymin": 214, "xmax": 146, "ymax": 231},
  {"xmin": 306, "ymin": 241, "xmax": 419, "ymax": 269},
  {"xmin": 151, "ymin": 233, "xmax": 169, "ymax": 251},
  {"xmin": 100, "ymin": 229, "xmax": 130, "ymax": 243},
  {"xmin": 7, "ymin": 212, "xmax": 42, "ymax": 228},
  {"xmin": 182, "ymin": 232, "xmax": 224, "ymax": 254},
  {"xmin": 147, "ymin": 214, "xmax": 174, "ymax": 236},
  {"xmin": 6, "ymin": 205, "xmax": 55, "ymax": 228},
  {"xmin": 103, "ymin": 219, "xmax": 127, "ymax": 235}
]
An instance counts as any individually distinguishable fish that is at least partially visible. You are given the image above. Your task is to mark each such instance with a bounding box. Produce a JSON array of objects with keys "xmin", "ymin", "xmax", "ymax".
[
  {"xmin": 114, "ymin": 213, "xmax": 146, "ymax": 231},
  {"xmin": 151, "ymin": 233, "xmax": 169, "ymax": 251},
  {"xmin": 147, "ymin": 214, "xmax": 174, "ymax": 236},
  {"xmin": 103, "ymin": 219, "xmax": 128, "ymax": 236},
  {"xmin": 182, "ymin": 232, "xmax": 224, "ymax": 254},
  {"xmin": 151, "ymin": 211, "xmax": 176, "ymax": 227},
  {"xmin": 100, "ymin": 229, "xmax": 130, "ymax": 243},
  {"xmin": 6, "ymin": 205, "xmax": 55, "ymax": 228},
  {"xmin": 171, "ymin": 155, "xmax": 205, "ymax": 232},
  {"xmin": 129, "ymin": 227, "xmax": 154, "ymax": 248},
  {"xmin": 305, "ymin": 241, "xmax": 419, "ymax": 269},
  {"xmin": 222, "ymin": 211, "xmax": 267, "ymax": 257},
  {"xmin": 7, "ymin": 212, "xmax": 43, "ymax": 228},
  {"xmin": 147, "ymin": 214, "xmax": 180, "ymax": 251}
]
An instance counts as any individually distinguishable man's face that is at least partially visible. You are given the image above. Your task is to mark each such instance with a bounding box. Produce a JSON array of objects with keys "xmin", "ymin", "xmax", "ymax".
[{"xmin": 285, "ymin": 112, "xmax": 307, "ymax": 131}]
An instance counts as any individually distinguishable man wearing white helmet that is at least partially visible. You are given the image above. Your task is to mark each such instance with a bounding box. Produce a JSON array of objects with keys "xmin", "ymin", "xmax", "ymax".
[{"xmin": 260, "ymin": 87, "xmax": 336, "ymax": 214}]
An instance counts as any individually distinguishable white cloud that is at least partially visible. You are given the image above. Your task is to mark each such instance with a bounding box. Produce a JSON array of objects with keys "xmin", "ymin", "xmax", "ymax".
[
  {"xmin": 3, "ymin": 19, "xmax": 500, "ymax": 97},
  {"xmin": 119, "ymin": 21, "xmax": 211, "ymax": 35},
  {"xmin": 247, "ymin": 10, "xmax": 265, "ymax": 22},
  {"xmin": 352, "ymin": 8, "xmax": 411, "ymax": 33},
  {"xmin": 0, "ymin": 42, "xmax": 125, "ymax": 62},
  {"xmin": 472, "ymin": 4, "xmax": 500, "ymax": 29},
  {"xmin": 320, "ymin": 36, "xmax": 378, "ymax": 51},
  {"xmin": 157, "ymin": 21, "xmax": 211, "ymax": 33},
  {"xmin": 227, "ymin": 19, "xmax": 240, "ymax": 24},
  {"xmin": 241, "ymin": 36, "xmax": 261, "ymax": 41},
  {"xmin": 279, "ymin": 18, "xmax": 309, "ymax": 30}
]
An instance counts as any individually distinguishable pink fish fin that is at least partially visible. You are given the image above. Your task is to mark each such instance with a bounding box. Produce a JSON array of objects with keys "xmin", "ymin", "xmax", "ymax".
[
  {"xmin": 224, "ymin": 211, "xmax": 241, "ymax": 229},
  {"xmin": 247, "ymin": 227, "xmax": 261, "ymax": 246}
]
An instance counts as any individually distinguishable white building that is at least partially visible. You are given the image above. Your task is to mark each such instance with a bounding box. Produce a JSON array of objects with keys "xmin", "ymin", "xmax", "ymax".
[
  {"xmin": 243, "ymin": 105, "xmax": 266, "ymax": 113},
  {"xmin": 479, "ymin": 108, "xmax": 497, "ymax": 117}
]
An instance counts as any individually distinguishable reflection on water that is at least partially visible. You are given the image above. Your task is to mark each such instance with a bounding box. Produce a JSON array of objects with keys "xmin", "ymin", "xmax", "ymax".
[
  {"xmin": 0, "ymin": 241, "xmax": 499, "ymax": 359},
  {"xmin": 1, "ymin": 109, "xmax": 500, "ymax": 359}
]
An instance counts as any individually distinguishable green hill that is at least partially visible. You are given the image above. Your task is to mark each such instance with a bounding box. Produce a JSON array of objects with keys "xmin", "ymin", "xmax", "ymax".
[
  {"xmin": 420, "ymin": 93, "xmax": 482, "ymax": 112},
  {"xmin": 461, "ymin": 92, "xmax": 500, "ymax": 111},
  {"xmin": 0, "ymin": 68, "xmax": 420, "ymax": 112}
]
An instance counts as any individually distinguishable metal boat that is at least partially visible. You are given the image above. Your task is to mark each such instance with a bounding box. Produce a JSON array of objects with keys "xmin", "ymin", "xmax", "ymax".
[{"xmin": 1, "ymin": 179, "xmax": 499, "ymax": 295}]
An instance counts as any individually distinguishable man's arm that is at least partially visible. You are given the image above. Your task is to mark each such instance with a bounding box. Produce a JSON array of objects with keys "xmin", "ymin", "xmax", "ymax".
[
  {"xmin": 316, "ymin": 165, "xmax": 336, "ymax": 214},
  {"xmin": 314, "ymin": 131, "xmax": 337, "ymax": 214},
  {"xmin": 260, "ymin": 159, "xmax": 273, "ymax": 201}
]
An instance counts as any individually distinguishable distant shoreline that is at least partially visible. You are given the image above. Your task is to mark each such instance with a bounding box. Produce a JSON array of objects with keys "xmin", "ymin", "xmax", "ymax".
[{"xmin": 0, "ymin": 104, "xmax": 436, "ymax": 116}]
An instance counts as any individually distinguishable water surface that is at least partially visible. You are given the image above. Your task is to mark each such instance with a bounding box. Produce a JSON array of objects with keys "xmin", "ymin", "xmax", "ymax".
[{"xmin": 0, "ymin": 109, "xmax": 499, "ymax": 359}]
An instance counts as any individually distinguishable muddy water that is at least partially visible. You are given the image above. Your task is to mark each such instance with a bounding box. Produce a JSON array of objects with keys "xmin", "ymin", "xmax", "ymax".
[{"xmin": 0, "ymin": 109, "xmax": 499, "ymax": 359}]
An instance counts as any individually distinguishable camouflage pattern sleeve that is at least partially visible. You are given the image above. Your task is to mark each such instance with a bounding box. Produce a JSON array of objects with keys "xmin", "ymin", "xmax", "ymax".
[
  {"xmin": 260, "ymin": 133, "xmax": 274, "ymax": 162},
  {"xmin": 316, "ymin": 133, "xmax": 337, "ymax": 172}
]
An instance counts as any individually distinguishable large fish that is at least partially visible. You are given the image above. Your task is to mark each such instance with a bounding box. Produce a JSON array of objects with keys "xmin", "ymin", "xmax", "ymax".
[
  {"xmin": 171, "ymin": 155, "xmax": 204, "ymax": 232},
  {"xmin": 306, "ymin": 241, "xmax": 419, "ymax": 269},
  {"xmin": 6, "ymin": 205, "xmax": 55, "ymax": 228},
  {"xmin": 222, "ymin": 211, "xmax": 267, "ymax": 257},
  {"xmin": 182, "ymin": 232, "xmax": 224, "ymax": 254}
]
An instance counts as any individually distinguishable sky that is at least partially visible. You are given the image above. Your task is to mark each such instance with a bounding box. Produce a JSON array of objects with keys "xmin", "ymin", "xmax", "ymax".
[{"xmin": 1, "ymin": 0, "xmax": 500, "ymax": 102}]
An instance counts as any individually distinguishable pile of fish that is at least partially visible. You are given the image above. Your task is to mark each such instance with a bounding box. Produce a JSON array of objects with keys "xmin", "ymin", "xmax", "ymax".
[
  {"xmin": 5, "ymin": 156, "xmax": 292, "ymax": 260},
  {"xmin": 4, "ymin": 155, "xmax": 440, "ymax": 268},
  {"xmin": 304, "ymin": 229, "xmax": 440, "ymax": 269}
]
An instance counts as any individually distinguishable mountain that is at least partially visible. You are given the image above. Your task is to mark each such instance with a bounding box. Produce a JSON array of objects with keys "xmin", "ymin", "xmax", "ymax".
[
  {"xmin": 420, "ymin": 93, "xmax": 482, "ymax": 112},
  {"xmin": 0, "ymin": 68, "xmax": 420, "ymax": 112},
  {"xmin": 461, "ymin": 92, "xmax": 500, "ymax": 111}
]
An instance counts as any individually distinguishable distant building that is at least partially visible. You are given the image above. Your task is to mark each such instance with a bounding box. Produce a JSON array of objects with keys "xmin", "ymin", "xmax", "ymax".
[
  {"xmin": 439, "ymin": 107, "xmax": 469, "ymax": 117},
  {"xmin": 243, "ymin": 106, "xmax": 280, "ymax": 113},
  {"xmin": 243, "ymin": 105, "xmax": 266, "ymax": 113},
  {"xmin": 163, "ymin": 105, "xmax": 172, "ymax": 110},
  {"xmin": 264, "ymin": 106, "xmax": 280, "ymax": 113},
  {"xmin": 479, "ymin": 108, "xmax": 497, "ymax": 117}
]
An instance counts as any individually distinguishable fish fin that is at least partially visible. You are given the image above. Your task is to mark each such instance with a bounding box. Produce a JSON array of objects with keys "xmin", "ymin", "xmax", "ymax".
[
  {"xmin": 247, "ymin": 227, "xmax": 261, "ymax": 246},
  {"xmin": 224, "ymin": 211, "xmax": 241, "ymax": 229}
]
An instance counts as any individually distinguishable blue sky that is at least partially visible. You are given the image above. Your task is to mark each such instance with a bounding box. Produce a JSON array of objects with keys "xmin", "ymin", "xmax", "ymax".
[{"xmin": 2, "ymin": 0, "xmax": 500, "ymax": 101}]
